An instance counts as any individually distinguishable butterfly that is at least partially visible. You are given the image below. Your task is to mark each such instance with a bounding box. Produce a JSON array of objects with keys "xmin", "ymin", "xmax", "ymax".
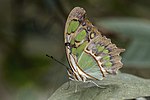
[{"xmin": 64, "ymin": 7, "xmax": 125, "ymax": 84}]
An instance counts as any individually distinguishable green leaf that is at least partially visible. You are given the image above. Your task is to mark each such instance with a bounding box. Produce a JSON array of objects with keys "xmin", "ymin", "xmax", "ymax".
[{"xmin": 48, "ymin": 73, "xmax": 150, "ymax": 100}]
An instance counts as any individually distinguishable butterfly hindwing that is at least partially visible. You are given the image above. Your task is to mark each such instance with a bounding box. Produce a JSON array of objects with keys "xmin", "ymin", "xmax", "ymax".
[{"xmin": 85, "ymin": 36, "xmax": 125, "ymax": 75}]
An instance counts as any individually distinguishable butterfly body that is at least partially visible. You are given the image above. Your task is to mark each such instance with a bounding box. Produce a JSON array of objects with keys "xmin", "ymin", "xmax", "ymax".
[{"xmin": 64, "ymin": 7, "xmax": 125, "ymax": 82}]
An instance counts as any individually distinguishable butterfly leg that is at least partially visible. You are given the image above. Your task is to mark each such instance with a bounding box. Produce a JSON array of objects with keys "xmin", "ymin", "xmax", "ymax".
[
  {"xmin": 75, "ymin": 83, "xmax": 78, "ymax": 93},
  {"xmin": 86, "ymin": 80, "xmax": 105, "ymax": 88},
  {"xmin": 90, "ymin": 80, "xmax": 100, "ymax": 87}
]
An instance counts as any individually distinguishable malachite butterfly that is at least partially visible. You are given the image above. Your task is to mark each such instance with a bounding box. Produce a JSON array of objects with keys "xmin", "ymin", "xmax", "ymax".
[{"xmin": 64, "ymin": 7, "xmax": 125, "ymax": 82}]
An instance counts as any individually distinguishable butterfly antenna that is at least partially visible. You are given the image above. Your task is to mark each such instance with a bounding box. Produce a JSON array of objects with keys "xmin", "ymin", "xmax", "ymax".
[{"xmin": 46, "ymin": 54, "xmax": 69, "ymax": 70}]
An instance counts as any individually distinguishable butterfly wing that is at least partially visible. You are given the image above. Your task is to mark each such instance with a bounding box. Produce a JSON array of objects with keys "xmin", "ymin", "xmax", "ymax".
[
  {"xmin": 64, "ymin": 7, "xmax": 125, "ymax": 81},
  {"xmin": 64, "ymin": 7, "xmax": 101, "ymax": 80}
]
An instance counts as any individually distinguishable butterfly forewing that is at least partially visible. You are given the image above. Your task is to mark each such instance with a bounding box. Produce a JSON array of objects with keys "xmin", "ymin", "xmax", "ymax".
[{"xmin": 64, "ymin": 7, "xmax": 125, "ymax": 81}]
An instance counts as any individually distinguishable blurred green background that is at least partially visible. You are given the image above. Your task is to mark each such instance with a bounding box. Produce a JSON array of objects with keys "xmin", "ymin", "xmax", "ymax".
[{"xmin": 0, "ymin": 0, "xmax": 150, "ymax": 100}]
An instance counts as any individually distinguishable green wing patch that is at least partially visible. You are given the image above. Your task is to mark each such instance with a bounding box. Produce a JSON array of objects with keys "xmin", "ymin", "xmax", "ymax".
[
  {"xmin": 75, "ymin": 29, "xmax": 87, "ymax": 42},
  {"xmin": 67, "ymin": 20, "xmax": 79, "ymax": 34}
]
